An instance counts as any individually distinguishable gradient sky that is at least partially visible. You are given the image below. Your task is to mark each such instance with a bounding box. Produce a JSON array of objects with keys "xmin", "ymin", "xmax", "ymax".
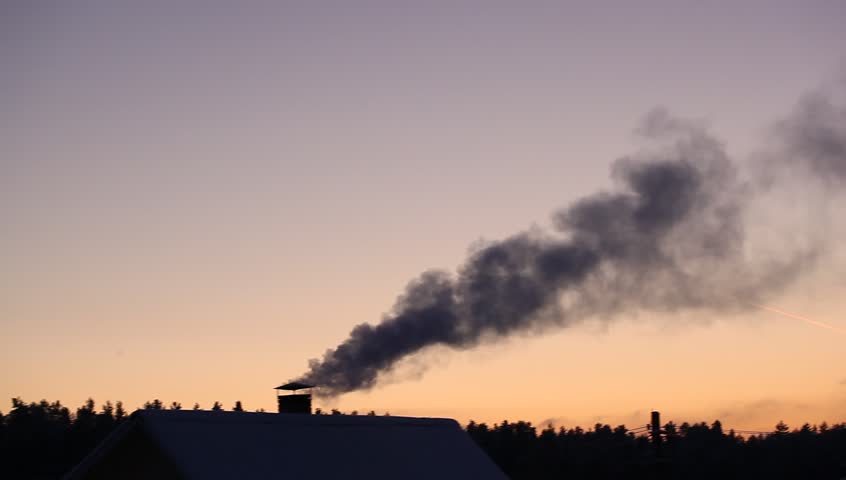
[{"xmin": 2, "ymin": 1, "xmax": 845, "ymax": 431}]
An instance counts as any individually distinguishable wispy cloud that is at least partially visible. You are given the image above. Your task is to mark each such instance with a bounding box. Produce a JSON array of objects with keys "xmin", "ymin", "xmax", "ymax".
[
  {"xmin": 539, "ymin": 409, "xmax": 648, "ymax": 430},
  {"xmin": 713, "ymin": 399, "xmax": 808, "ymax": 428}
]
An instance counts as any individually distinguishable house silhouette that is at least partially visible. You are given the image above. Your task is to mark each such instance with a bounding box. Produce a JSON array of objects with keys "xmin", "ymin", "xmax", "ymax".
[{"xmin": 64, "ymin": 410, "xmax": 509, "ymax": 479}]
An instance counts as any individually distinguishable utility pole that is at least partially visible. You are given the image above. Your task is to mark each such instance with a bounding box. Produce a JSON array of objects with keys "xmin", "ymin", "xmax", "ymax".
[
  {"xmin": 650, "ymin": 411, "xmax": 663, "ymax": 458},
  {"xmin": 648, "ymin": 411, "xmax": 672, "ymax": 479}
]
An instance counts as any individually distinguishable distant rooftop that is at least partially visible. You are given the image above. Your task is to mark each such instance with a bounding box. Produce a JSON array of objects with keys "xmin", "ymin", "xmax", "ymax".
[{"xmin": 65, "ymin": 410, "xmax": 509, "ymax": 479}]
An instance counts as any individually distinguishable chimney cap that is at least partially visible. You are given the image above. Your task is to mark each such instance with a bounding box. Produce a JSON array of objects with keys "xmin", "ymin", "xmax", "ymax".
[{"xmin": 275, "ymin": 382, "xmax": 314, "ymax": 391}]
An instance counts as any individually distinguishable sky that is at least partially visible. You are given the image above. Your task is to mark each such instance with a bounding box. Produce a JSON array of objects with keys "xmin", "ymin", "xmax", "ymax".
[{"xmin": 2, "ymin": 1, "xmax": 845, "ymax": 431}]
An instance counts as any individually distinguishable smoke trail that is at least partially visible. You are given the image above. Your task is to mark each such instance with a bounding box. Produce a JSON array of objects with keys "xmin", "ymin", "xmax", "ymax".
[
  {"xmin": 775, "ymin": 82, "xmax": 846, "ymax": 185},
  {"xmin": 298, "ymin": 87, "xmax": 845, "ymax": 398}
]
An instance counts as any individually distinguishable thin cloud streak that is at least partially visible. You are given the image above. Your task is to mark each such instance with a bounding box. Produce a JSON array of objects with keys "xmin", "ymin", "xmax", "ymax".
[{"xmin": 756, "ymin": 304, "xmax": 846, "ymax": 335}]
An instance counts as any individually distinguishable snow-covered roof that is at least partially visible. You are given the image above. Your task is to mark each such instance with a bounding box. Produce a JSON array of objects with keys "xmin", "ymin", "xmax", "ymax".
[{"xmin": 66, "ymin": 410, "xmax": 508, "ymax": 479}]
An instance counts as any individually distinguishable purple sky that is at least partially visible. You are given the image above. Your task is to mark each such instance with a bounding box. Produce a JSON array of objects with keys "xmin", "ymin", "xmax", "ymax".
[{"xmin": 2, "ymin": 1, "xmax": 845, "ymax": 427}]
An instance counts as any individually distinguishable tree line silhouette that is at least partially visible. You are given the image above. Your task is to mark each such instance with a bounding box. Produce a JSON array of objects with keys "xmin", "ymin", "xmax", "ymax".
[
  {"xmin": 0, "ymin": 397, "xmax": 257, "ymax": 478},
  {"xmin": 1, "ymin": 397, "xmax": 844, "ymax": 479},
  {"xmin": 467, "ymin": 418, "xmax": 846, "ymax": 479}
]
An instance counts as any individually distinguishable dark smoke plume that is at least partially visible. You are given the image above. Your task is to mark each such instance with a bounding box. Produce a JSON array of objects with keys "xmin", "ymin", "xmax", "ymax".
[
  {"xmin": 298, "ymin": 87, "xmax": 845, "ymax": 398},
  {"xmin": 775, "ymin": 84, "xmax": 846, "ymax": 185}
]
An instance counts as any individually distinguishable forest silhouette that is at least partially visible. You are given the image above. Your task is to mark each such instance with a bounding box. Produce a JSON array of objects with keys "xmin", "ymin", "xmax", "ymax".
[{"xmin": 1, "ymin": 397, "xmax": 844, "ymax": 479}]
